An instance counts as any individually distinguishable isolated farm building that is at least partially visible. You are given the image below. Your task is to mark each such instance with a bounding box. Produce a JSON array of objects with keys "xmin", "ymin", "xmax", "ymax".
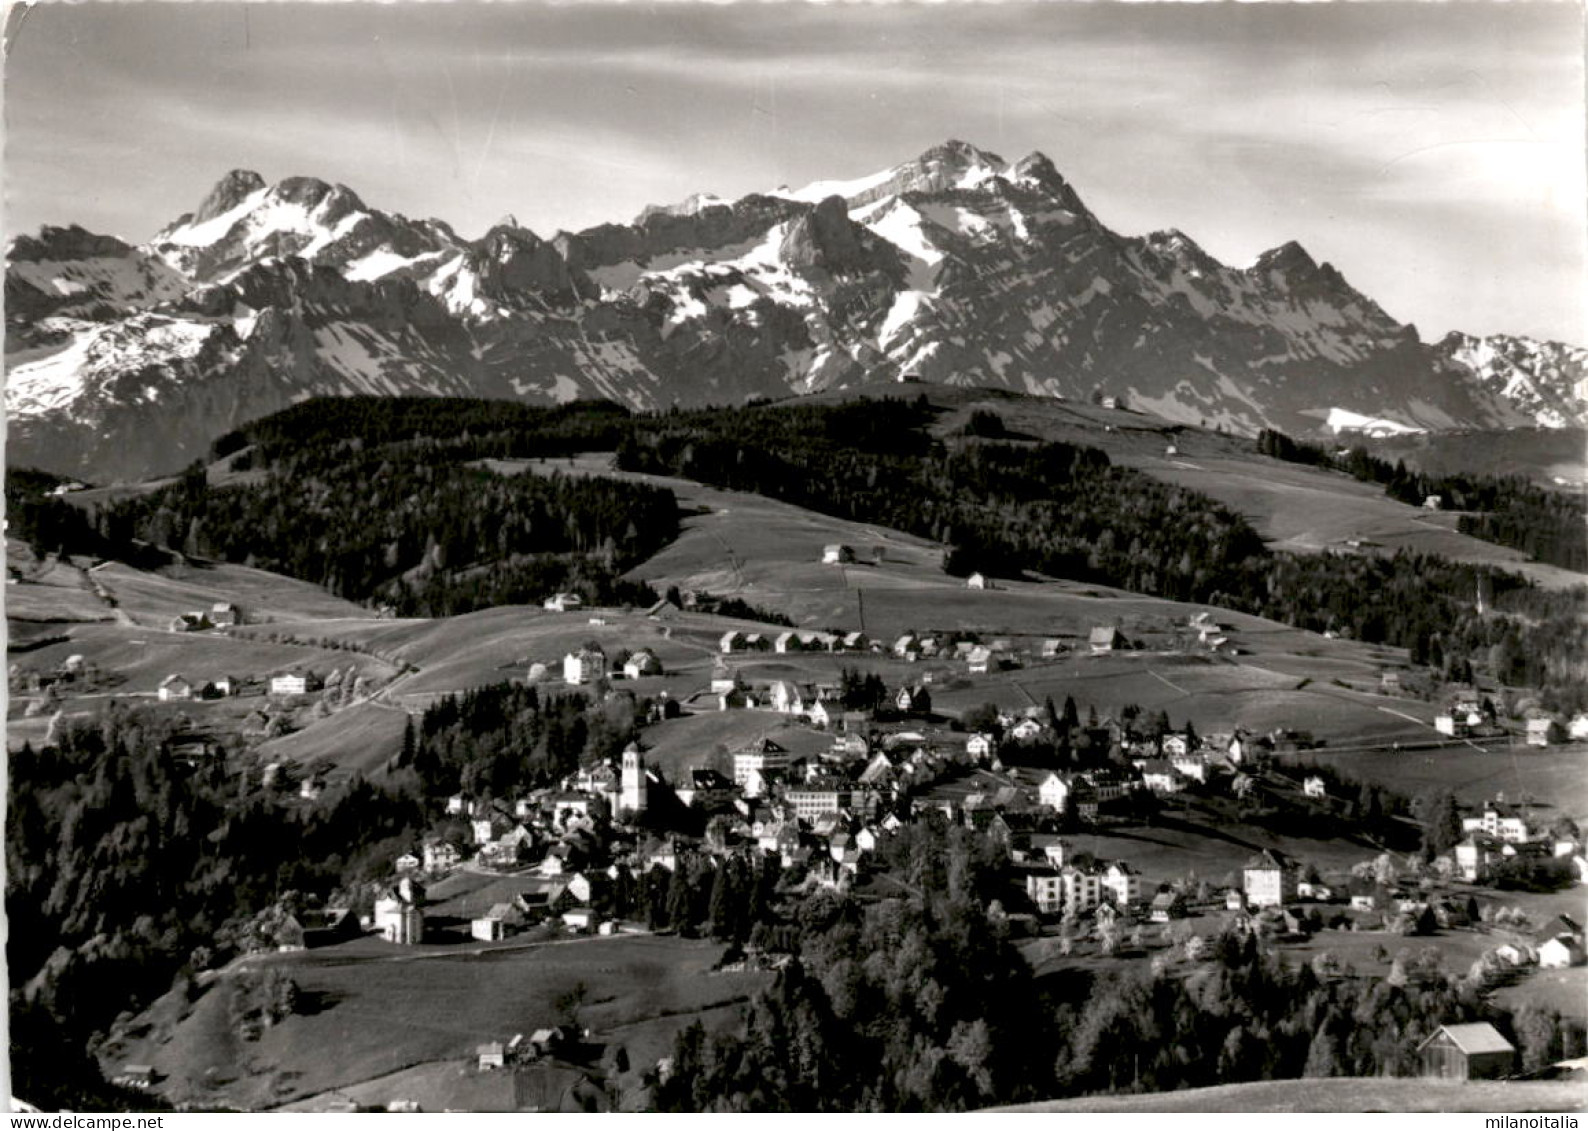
[
  {"xmin": 622, "ymin": 649, "xmax": 662, "ymax": 679},
  {"xmin": 477, "ymin": 1042, "xmax": 506, "ymax": 1071},
  {"xmin": 1422, "ymin": 495, "xmax": 1443, "ymax": 511},
  {"xmin": 562, "ymin": 644, "xmax": 606, "ymax": 685},
  {"xmin": 157, "ymin": 674, "xmax": 194, "ymax": 702},
  {"xmin": 169, "ymin": 611, "xmax": 211, "ymax": 633},
  {"xmin": 1435, "ymin": 714, "xmax": 1468, "ymax": 739},
  {"xmin": 1150, "ymin": 890, "xmax": 1186, "ymax": 922},
  {"xmin": 1088, "ymin": 626, "xmax": 1125, "ymax": 654},
  {"xmin": 966, "ymin": 572, "xmax": 989, "ymax": 590},
  {"xmin": 209, "ymin": 601, "xmax": 243, "ymax": 627},
  {"xmin": 1418, "ymin": 1023, "xmax": 1514, "ymax": 1081},
  {"xmin": 113, "ymin": 1066, "xmax": 157, "ymax": 1090},
  {"xmin": 543, "ymin": 592, "xmax": 583, "ymax": 612},
  {"xmin": 1380, "ymin": 671, "xmax": 1403, "ymax": 694},
  {"xmin": 1526, "ymin": 716, "xmax": 1561, "ymax": 747},
  {"xmin": 1242, "ymin": 850, "xmax": 1297, "ymax": 908},
  {"xmin": 277, "ymin": 908, "xmax": 358, "ymax": 951},
  {"xmin": 822, "ymin": 543, "xmax": 856, "ymax": 565},
  {"xmin": 1539, "ymin": 934, "xmax": 1587, "ymax": 969},
  {"xmin": 198, "ymin": 675, "xmax": 236, "ymax": 699},
  {"xmin": 1303, "ymin": 775, "xmax": 1328, "ymax": 799},
  {"xmin": 270, "ymin": 670, "xmax": 321, "ymax": 696}
]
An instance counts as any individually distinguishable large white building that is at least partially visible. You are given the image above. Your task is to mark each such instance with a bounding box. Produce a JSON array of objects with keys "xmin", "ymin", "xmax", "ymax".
[
  {"xmin": 733, "ymin": 737, "xmax": 791, "ymax": 788},
  {"xmin": 562, "ymin": 645, "xmax": 607, "ymax": 685},
  {"xmin": 1242, "ymin": 850, "xmax": 1296, "ymax": 908}
]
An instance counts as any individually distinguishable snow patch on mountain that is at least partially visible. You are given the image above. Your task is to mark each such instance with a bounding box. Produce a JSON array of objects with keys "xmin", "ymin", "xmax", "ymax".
[{"xmin": 1324, "ymin": 407, "xmax": 1424, "ymax": 436}]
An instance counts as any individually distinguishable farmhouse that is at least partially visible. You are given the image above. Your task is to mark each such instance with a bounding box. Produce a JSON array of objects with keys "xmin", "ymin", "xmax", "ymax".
[
  {"xmin": 270, "ymin": 670, "xmax": 322, "ymax": 696},
  {"xmin": 198, "ymin": 676, "xmax": 236, "ymax": 699},
  {"xmin": 1418, "ymin": 1023, "xmax": 1514, "ymax": 1081},
  {"xmin": 822, "ymin": 543, "xmax": 856, "ymax": 565},
  {"xmin": 563, "ymin": 644, "xmax": 607, "ymax": 685},
  {"xmin": 966, "ymin": 572, "xmax": 989, "ymax": 590},
  {"xmin": 543, "ymin": 592, "xmax": 583, "ymax": 612},
  {"xmin": 1303, "ymin": 775, "xmax": 1327, "ymax": 799},
  {"xmin": 622, "ymin": 649, "xmax": 662, "ymax": 679},
  {"xmin": 1526, "ymin": 716, "xmax": 1561, "ymax": 747},
  {"xmin": 169, "ymin": 611, "xmax": 211, "ymax": 633},
  {"xmin": 719, "ymin": 631, "xmax": 745, "ymax": 654},
  {"xmin": 157, "ymin": 674, "xmax": 194, "ymax": 702},
  {"xmin": 209, "ymin": 601, "xmax": 243, "ymax": 627},
  {"xmin": 1088, "ymin": 626, "xmax": 1125, "ymax": 654}
]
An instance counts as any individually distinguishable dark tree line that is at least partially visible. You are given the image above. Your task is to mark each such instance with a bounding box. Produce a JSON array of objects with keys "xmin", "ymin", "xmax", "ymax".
[
  {"xmin": 86, "ymin": 401, "xmax": 677, "ymax": 617},
  {"xmin": 7, "ymin": 707, "xmax": 429, "ymax": 1104},
  {"xmin": 652, "ymin": 820, "xmax": 1584, "ymax": 1111}
]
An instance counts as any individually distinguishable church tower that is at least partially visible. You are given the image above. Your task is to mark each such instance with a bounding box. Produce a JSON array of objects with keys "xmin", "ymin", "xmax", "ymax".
[{"xmin": 621, "ymin": 743, "xmax": 648, "ymax": 815}]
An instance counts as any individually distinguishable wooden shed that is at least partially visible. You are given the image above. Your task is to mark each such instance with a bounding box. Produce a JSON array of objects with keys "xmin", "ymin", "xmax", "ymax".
[{"xmin": 1417, "ymin": 1022, "xmax": 1515, "ymax": 1081}]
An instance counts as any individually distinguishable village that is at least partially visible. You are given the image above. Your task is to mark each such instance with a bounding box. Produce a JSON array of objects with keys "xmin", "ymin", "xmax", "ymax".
[{"xmin": 16, "ymin": 538, "xmax": 1588, "ymax": 1111}]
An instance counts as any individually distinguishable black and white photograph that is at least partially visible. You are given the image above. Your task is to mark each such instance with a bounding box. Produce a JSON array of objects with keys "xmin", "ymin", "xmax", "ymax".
[{"xmin": 4, "ymin": 0, "xmax": 1587, "ymax": 1115}]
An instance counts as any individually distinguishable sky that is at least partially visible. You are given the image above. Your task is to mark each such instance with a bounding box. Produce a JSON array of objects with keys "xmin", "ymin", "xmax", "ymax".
[{"xmin": 4, "ymin": 0, "xmax": 1584, "ymax": 343}]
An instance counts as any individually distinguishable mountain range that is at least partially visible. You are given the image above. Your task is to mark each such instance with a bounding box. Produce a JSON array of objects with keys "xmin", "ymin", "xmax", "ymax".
[{"xmin": 7, "ymin": 140, "xmax": 1585, "ymax": 483}]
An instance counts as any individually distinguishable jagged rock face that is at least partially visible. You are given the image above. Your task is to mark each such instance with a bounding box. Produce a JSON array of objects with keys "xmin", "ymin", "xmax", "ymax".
[{"xmin": 7, "ymin": 142, "xmax": 1586, "ymax": 482}]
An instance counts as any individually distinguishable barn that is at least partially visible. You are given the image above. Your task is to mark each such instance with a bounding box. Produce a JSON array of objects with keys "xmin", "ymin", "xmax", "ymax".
[{"xmin": 1417, "ymin": 1022, "xmax": 1515, "ymax": 1081}]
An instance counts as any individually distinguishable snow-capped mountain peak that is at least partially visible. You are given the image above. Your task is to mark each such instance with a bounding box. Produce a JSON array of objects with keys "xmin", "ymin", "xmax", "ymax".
[{"xmin": 8, "ymin": 141, "xmax": 1587, "ymax": 482}]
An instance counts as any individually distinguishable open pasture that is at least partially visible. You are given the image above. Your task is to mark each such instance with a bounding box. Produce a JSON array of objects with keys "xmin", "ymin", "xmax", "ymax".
[
  {"xmin": 994, "ymin": 1077, "xmax": 1588, "ymax": 1113},
  {"xmin": 92, "ymin": 558, "xmax": 376, "ymax": 626},
  {"xmin": 126, "ymin": 933, "xmax": 768, "ymax": 1110},
  {"xmin": 8, "ymin": 622, "xmax": 399, "ymax": 695}
]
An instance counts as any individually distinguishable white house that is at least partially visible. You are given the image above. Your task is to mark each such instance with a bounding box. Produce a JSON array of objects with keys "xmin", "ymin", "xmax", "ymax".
[
  {"xmin": 623, "ymin": 650, "xmax": 661, "ymax": 679},
  {"xmin": 1242, "ymin": 850, "xmax": 1296, "ymax": 908},
  {"xmin": 822, "ymin": 544, "xmax": 856, "ymax": 565},
  {"xmin": 543, "ymin": 593, "xmax": 583, "ymax": 612},
  {"xmin": 1038, "ymin": 773, "xmax": 1072, "ymax": 812},
  {"xmin": 1526, "ymin": 717, "xmax": 1560, "ymax": 747},
  {"xmin": 966, "ymin": 572, "xmax": 988, "ymax": 590},
  {"xmin": 966, "ymin": 733, "xmax": 995, "ymax": 761},
  {"xmin": 1303, "ymin": 775, "xmax": 1328, "ymax": 799},
  {"xmin": 157, "ymin": 674, "xmax": 194, "ymax": 702},
  {"xmin": 1568, "ymin": 714, "xmax": 1588, "ymax": 741},
  {"xmin": 1102, "ymin": 862, "xmax": 1142, "ymax": 907},
  {"xmin": 1538, "ymin": 935, "xmax": 1586, "ymax": 969},
  {"xmin": 269, "ymin": 671, "xmax": 316, "ymax": 697},
  {"xmin": 1025, "ymin": 868, "xmax": 1064, "ymax": 914},
  {"xmin": 563, "ymin": 645, "xmax": 607, "ymax": 685},
  {"xmin": 966, "ymin": 645, "xmax": 994, "ymax": 674}
]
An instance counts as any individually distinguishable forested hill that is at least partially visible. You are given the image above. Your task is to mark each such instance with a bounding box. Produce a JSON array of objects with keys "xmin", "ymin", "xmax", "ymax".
[
  {"xmin": 37, "ymin": 393, "xmax": 1588, "ymax": 711},
  {"xmin": 70, "ymin": 399, "xmax": 676, "ymax": 617},
  {"xmin": 616, "ymin": 399, "xmax": 1587, "ymax": 711}
]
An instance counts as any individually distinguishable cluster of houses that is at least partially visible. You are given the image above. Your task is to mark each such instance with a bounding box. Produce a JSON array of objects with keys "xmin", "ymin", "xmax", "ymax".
[
  {"xmin": 9, "ymin": 652, "xmax": 101, "ymax": 694},
  {"xmin": 552, "ymin": 643, "xmax": 663, "ymax": 686},
  {"xmin": 1452, "ymin": 797, "xmax": 1588, "ymax": 887}
]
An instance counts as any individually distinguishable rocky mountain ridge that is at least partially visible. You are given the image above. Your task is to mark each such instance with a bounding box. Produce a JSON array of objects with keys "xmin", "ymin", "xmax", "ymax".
[{"xmin": 7, "ymin": 139, "xmax": 1584, "ymax": 481}]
